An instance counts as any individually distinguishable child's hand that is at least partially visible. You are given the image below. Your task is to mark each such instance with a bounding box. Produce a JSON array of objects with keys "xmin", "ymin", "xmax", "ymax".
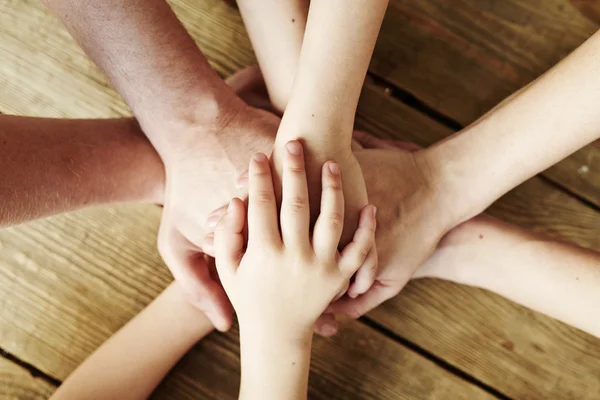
[{"xmin": 214, "ymin": 140, "xmax": 376, "ymax": 340}]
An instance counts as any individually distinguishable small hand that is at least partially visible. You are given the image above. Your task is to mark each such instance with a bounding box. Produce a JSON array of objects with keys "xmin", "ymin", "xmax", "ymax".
[{"xmin": 214, "ymin": 141, "xmax": 376, "ymax": 338}]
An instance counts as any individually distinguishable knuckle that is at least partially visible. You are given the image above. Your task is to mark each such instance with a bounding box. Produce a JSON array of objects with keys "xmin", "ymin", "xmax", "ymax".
[
  {"xmin": 327, "ymin": 212, "xmax": 344, "ymax": 229},
  {"xmin": 287, "ymin": 196, "xmax": 307, "ymax": 213},
  {"xmin": 252, "ymin": 169, "xmax": 271, "ymax": 178},
  {"xmin": 287, "ymin": 164, "xmax": 305, "ymax": 175},
  {"xmin": 348, "ymin": 305, "xmax": 363, "ymax": 319},
  {"xmin": 256, "ymin": 190, "xmax": 274, "ymax": 204}
]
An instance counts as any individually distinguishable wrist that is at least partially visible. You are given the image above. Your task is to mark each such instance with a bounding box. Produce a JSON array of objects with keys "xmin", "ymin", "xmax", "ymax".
[
  {"xmin": 140, "ymin": 89, "xmax": 246, "ymax": 161},
  {"xmin": 239, "ymin": 327, "xmax": 312, "ymax": 397},
  {"xmin": 420, "ymin": 144, "xmax": 484, "ymax": 229}
]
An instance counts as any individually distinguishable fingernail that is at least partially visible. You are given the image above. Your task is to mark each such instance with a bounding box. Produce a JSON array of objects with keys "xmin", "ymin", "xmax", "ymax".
[
  {"xmin": 253, "ymin": 153, "xmax": 267, "ymax": 162},
  {"xmin": 372, "ymin": 206, "xmax": 377, "ymax": 218},
  {"xmin": 321, "ymin": 322, "xmax": 338, "ymax": 337},
  {"xmin": 236, "ymin": 178, "xmax": 248, "ymax": 189},
  {"xmin": 227, "ymin": 199, "xmax": 235, "ymax": 213},
  {"xmin": 238, "ymin": 170, "xmax": 249, "ymax": 180},
  {"xmin": 286, "ymin": 140, "xmax": 302, "ymax": 155},
  {"xmin": 328, "ymin": 162, "xmax": 340, "ymax": 175},
  {"xmin": 204, "ymin": 233, "xmax": 214, "ymax": 246},
  {"xmin": 206, "ymin": 214, "xmax": 221, "ymax": 228}
]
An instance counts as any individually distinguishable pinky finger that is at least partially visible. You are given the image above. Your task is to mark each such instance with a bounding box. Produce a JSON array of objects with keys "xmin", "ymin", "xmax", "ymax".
[
  {"xmin": 339, "ymin": 205, "xmax": 377, "ymax": 279},
  {"xmin": 347, "ymin": 244, "xmax": 378, "ymax": 298}
]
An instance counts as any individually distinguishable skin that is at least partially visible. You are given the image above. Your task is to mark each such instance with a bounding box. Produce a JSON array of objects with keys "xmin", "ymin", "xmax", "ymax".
[
  {"xmin": 235, "ymin": 0, "xmax": 389, "ymax": 299},
  {"xmin": 49, "ymin": 282, "xmax": 213, "ymax": 400},
  {"xmin": 214, "ymin": 141, "xmax": 376, "ymax": 399},
  {"xmin": 0, "ymin": 116, "xmax": 163, "ymax": 226},
  {"xmin": 322, "ymin": 29, "xmax": 600, "ymax": 325},
  {"xmin": 0, "ymin": 112, "xmax": 597, "ymax": 399},
  {"xmin": 42, "ymin": 0, "xmax": 278, "ymax": 331}
]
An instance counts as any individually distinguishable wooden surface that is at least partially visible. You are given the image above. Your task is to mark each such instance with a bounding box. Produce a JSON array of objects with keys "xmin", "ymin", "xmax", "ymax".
[
  {"xmin": 0, "ymin": 0, "xmax": 599, "ymax": 399},
  {"xmin": 0, "ymin": 357, "xmax": 55, "ymax": 400}
]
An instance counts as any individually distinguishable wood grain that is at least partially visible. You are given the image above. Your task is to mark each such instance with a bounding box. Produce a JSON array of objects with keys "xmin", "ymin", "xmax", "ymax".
[
  {"xmin": 371, "ymin": 0, "xmax": 600, "ymax": 207},
  {"xmin": 0, "ymin": 356, "xmax": 55, "ymax": 400},
  {"xmin": 1, "ymin": 0, "xmax": 599, "ymax": 399},
  {"xmin": 0, "ymin": 207, "xmax": 493, "ymax": 400}
]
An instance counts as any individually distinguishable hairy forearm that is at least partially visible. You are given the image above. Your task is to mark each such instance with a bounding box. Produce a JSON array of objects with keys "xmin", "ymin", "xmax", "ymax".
[
  {"xmin": 237, "ymin": 0, "xmax": 308, "ymax": 114},
  {"xmin": 43, "ymin": 0, "xmax": 241, "ymax": 154},
  {"xmin": 278, "ymin": 0, "xmax": 388, "ymax": 148},
  {"xmin": 418, "ymin": 215, "xmax": 600, "ymax": 338},
  {"xmin": 239, "ymin": 330, "xmax": 311, "ymax": 400},
  {"xmin": 51, "ymin": 282, "xmax": 214, "ymax": 400},
  {"xmin": 430, "ymin": 30, "xmax": 600, "ymax": 222},
  {"xmin": 0, "ymin": 116, "xmax": 163, "ymax": 227}
]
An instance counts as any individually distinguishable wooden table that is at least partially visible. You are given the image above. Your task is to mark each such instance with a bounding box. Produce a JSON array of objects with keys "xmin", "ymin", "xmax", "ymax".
[{"xmin": 1, "ymin": 0, "xmax": 599, "ymax": 398}]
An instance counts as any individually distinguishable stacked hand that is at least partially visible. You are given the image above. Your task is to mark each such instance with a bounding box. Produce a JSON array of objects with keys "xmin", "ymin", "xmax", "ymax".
[
  {"xmin": 214, "ymin": 140, "xmax": 376, "ymax": 342},
  {"xmin": 156, "ymin": 71, "xmax": 279, "ymax": 331},
  {"xmin": 321, "ymin": 132, "xmax": 459, "ymax": 334}
]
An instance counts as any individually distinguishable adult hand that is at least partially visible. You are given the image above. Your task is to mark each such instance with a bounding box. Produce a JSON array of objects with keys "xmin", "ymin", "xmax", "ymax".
[
  {"xmin": 319, "ymin": 132, "xmax": 461, "ymax": 334},
  {"xmin": 157, "ymin": 70, "xmax": 278, "ymax": 332}
]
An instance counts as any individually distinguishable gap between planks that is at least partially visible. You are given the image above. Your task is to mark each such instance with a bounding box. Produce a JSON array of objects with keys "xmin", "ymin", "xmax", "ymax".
[
  {"xmin": 1, "ymin": 347, "xmax": 60, "ymax": 387},
  {"xmin": 365, "ymin": 72, "xmax": 600, "ymax": 214}
]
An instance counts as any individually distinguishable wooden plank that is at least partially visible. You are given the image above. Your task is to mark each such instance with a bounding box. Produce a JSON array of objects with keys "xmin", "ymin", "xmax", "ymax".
[
  {"xmin": 1, "ymin": 0, "xmax": 600, "ymax": 398},
  {"xmin": 0, "ymin": 206, "xmax": 494, "ymax": 400},
  {"xmin": 370, "ymin": 0, "xmax": 600, "ymax": 207},
  {"xmin": 0, "ymin": 356, "xmax": 55, "ymax": 399}
]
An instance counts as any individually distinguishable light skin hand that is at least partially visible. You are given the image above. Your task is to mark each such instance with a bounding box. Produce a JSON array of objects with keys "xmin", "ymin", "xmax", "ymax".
[
  {"xmin": 214, "ymin": 141, "xmax": 376, "ymax": 399},
  {"xmin": 319, "ymin": 132, "xmax": 456, "ymax": 334}
]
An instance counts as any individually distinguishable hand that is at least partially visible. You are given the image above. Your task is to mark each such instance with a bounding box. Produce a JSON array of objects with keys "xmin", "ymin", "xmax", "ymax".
[
  {"xmin": 214, "ymin": 140, "xmax": 376, "ymax": 339},
  {"xmin": 156, "ymin": 81, "xmax": 279, "ymax": 331},
  {"xmin": 270, "ymin": 133, "xmax": 378, "ymax": 299},
  {"xmin": 320, "ymin": 132, "xmax": 461, "ymax": 334}
]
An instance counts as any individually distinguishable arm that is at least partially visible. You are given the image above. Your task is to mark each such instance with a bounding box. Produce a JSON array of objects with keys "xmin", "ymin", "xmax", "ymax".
[
  {"xmin": 42, "ymin": 0, "xmax": 241, "ymax": 155},
  {"xmin": 42, "ymin": 0, "xmax": 278, "ymax": 329},
  {"xmin": 0, "ymin": 116, "xmax": 163, "ymax": 227},
  {"xmin": 213, "ymin": 142, "xmax": 376, "ymax": 398},
  {"xmin": 236, "ymin": 0, "xmax": 309, "ymax": 114},
  {"xmin": 416, "ymin": 215, "xmax": 600, "ymax": 338},
  {"xmin": 271, "ymin": 0, "xmax": 388, "ymax": 297},
  {"xmin": 431, "ymin": 30, "xmax": 600, "ymax": 223},
  {"xmin": 50, "ymin": 282, "xmax": 214, "ymax": 400},
  {"xmin": 277, "ymin": 0, "xmax": 388, "ymax": 149}
]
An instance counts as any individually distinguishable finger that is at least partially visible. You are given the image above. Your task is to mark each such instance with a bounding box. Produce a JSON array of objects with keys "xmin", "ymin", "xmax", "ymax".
[
  {"xmin": 313, "ymin": 161, "xmax": 344, "ymax": 259},
  {"xmin": 280, "ymin": 140, "xmax": 310, "ymax": 249},
  {"xmin": 248, "ymin": 153, "xmax": 281, "ymax": 246},
  {"xmin": 202, "ymin": 232, "xmax": 215, "ymax": 257},
  {"xmin": 347, "ymin": 244, "xmax": 378, "ymax": 298},
  {"xmin": 339, "ymin": 205, "xmax": 377, "ymax": 278},
  {"xmin": 225, "ymin": 65, "xmax": 263, "ymax": 92},
  {"xmin": 214, "ymin": 198, "xmax": 246, "ymax": 277},
  {"xmin": 158, "ymin": 228, "xmax": 233, "ymax": 331},
  {"xmin": 206, "ymin": 204, "xmax": 229, "ymax": 229},
  {"xmin": 314, "ymin": 313, "xmax": 339, "ymax": 337},
  {"xmin": 236, "ymin": 169, "xmax": 249, "ymax": 188},
  {"xmin": 327, "ymin": 283, "xmax": 399, "ymax": 319}
]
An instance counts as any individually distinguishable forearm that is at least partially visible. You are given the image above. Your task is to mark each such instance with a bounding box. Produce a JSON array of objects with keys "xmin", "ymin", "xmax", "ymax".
[
  {"xmin": 417, "ymin": 215, "xmax": 600, "ymax": 338},
  {"xmin": 239, "ymin": 330, "xmax": 311, "ymax": 400},
  {"xmin": 51, "ymin": 282, "xmax": 214, "ymax": 400},
  {"xmin": 278, "ymin": 0, "xmax": 388, "ymax": 149},
  {"xmin": 0, "ymin": 116, "xmax": 163, "ymax": 227},
  {"xmin": 237, "ymin": 0, "xmax": 308, "ymax": 114},
  {"xmin": 430, "ymin": 31, "xmax": 600, "ymax": 221},
  {"xmin": 43, "ymin": 0, "xmax": 242, "ymax": 154}
]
